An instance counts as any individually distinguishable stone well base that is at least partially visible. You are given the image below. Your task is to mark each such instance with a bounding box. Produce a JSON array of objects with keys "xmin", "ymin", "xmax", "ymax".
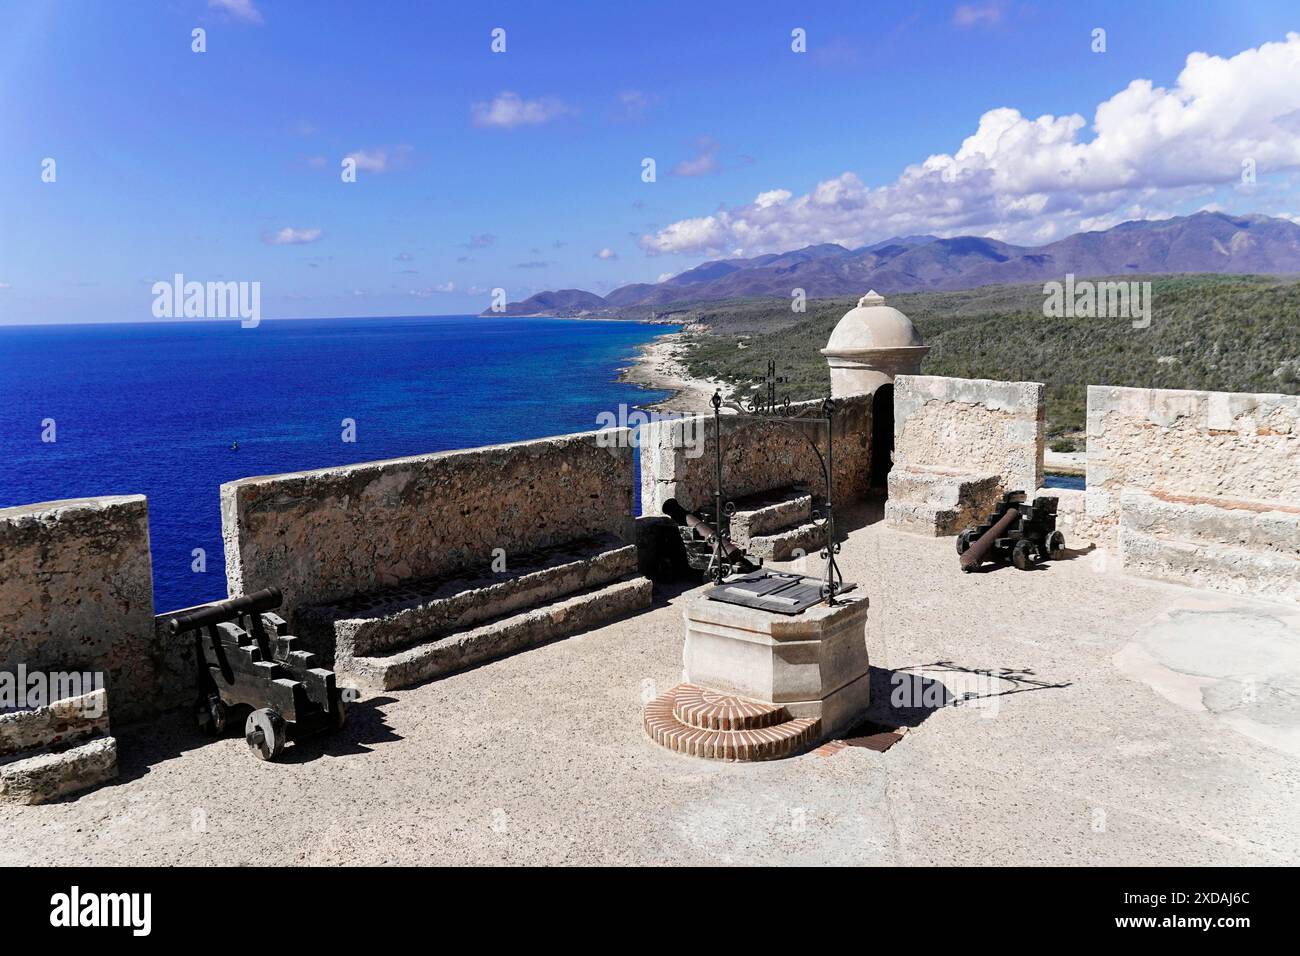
[{"xmin": 645, "ymin": 590, "xmax": 871, "ymax": 761}]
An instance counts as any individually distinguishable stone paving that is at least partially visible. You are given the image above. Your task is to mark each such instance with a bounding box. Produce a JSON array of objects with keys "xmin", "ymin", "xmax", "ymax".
[{"xmin": 2, "ymin": 506, "xmax": 1297, "ymax": 865}]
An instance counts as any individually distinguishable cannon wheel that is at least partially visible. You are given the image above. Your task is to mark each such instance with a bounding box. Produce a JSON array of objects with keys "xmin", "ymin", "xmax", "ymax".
[
  {"xmin": 956, "ymin": 529, "xmax": 973, "ymax": 555},
  {"xmin": 245, "ymin": 708, "xmax": 287, "ymax": 761},
  {"xmin": 1012, "ymin": 539, "xmax": 1036, "ymax": 571},
  {"xmin": 1045, "ymin": 530, "xmax": 1066, "ymax": 560},
  {"xmin": 195, "ymin": 694, "xmax": 228, "ymax": 737},
  {"xmin": 333, "ymin": 695, "xmax": 349, "ymax": 731}
]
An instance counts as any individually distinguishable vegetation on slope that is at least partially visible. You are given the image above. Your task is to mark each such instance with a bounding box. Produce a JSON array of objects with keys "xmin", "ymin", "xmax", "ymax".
[{"xmin": 677, "ymin": 275, "xmax": 1300, "ymax": 434}]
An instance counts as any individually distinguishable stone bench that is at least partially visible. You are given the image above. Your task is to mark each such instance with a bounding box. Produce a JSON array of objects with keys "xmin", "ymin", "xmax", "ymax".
[
  {"xmin": 726, "ymin": 487, "xmax": 824, "ymax": 562},
  {"xmin": 0, "ymin": 688, "xmax": 118, "ymax": 804},
  {"xmin": 884, "ymin": 465, "xmax": 1003, "ymax": 536},
  {"xmin": 299, "ymin": 533, "xmax": 652, "ymax": 691},
  {"xmin": 1119, "ymin": 489, "xmax": 1300, "ymax": 602}
]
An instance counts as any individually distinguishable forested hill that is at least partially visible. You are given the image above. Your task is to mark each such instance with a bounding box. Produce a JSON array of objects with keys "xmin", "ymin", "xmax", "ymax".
[{"xmin": 678, "ymin": 274, "xmax": 1300, "ymax": 435}]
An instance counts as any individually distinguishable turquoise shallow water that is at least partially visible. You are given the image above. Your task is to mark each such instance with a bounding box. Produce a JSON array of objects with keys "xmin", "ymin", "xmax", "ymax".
[{"xmin": 0, "ymin": 315, "xmax": 674, "ymax": 611}]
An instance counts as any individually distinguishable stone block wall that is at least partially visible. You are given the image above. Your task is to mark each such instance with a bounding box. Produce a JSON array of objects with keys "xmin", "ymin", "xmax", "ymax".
[
  {"xmin": 1085, "ymin": 385, "xmax": 1300, "ymax": 541},
  {"xmin": 222, "ymin": 428, "xmax": 638, "ymax": 623},
  {"xmin": 0, "ymin": 497, "xmax": 162, "ymax": 721},
  {"xmin": 893, "ymin": 375, "xmax": 1045, "ymax": 494},
  {"xmin": 639, "ymin": 395, "xmax": 872, "ymax": 516}
]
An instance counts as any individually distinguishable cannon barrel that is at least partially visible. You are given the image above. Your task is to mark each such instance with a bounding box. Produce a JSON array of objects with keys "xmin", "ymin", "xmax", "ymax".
[
  {"xmin": 662, "ymin": 498, "xmax": 759, "ymax": 573},
  {"xmin": 167, "ymin": 587, "xmax": 283, "ymax": 634},
  {"xmin": 959, "ymin": 507, "xmax": 1019, "ymax": 571}
]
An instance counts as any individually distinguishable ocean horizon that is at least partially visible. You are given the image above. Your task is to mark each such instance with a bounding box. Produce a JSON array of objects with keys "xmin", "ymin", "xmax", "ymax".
[{"xmin": 0, "ymin": 315, "xmax": 676, "ymax": 612}]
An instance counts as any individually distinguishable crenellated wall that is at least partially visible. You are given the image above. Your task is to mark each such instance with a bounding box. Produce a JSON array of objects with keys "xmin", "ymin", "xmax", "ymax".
[
  {"xmin": 1086, "ymin": 385, "xmax": 1300, "ymax": 534},
  {"xmin": 893, "ymin": 375, "xmax": 1045, "ymax": 495},
  {"xmin": 221, "ymin": 428, "xmax": 638, "ymax": 624},
  {"xmin": 639, "ymin": 395, "xmax": 873, "ymax": 517},
  {"xmin": 0, "ymin": 497, "xmax": 165, "ymax": 721}
]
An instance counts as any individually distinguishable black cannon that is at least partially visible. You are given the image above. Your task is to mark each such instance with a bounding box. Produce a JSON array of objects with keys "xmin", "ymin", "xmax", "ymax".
[
  {"xmin": 957, "ymin": 490, "xmax": 1066, "ymax": 572},
  {"xmin": 167, "ymin": 588, "xmax": 349, "ymax": 760},
  {"xmin": 662, "ymin": 497, "xmax": 760, "ymax": 579}
]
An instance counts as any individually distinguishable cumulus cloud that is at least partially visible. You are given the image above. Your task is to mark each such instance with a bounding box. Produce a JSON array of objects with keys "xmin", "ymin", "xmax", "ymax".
[
  {"xmin": 641, "ymin": 34, "xmax": 1300, "ymax": 256},
  {"xmin": 208, "ymin": 0, "xmax": 263, "ymax": 24},
  {"xmin": 263, "ymin": 227, "xmax": 323, "ymax": 245},
  {"xmin": 464, "ymin": 233, "xmax": 496, "ymax": 249},
  {"xmin": 343, "ymin": 145, "xmax": 411, "ymax": 173},
  {"xmin": 471, "ymin": 92, "xmax": 576, "ymax": 128},
  {"xmin": 671, "ymin": 137, "xmax": 721, "ymax": 177},
  {"xmin": 594, "ymin": 247, "xmax": 618, "ymax": 260}
]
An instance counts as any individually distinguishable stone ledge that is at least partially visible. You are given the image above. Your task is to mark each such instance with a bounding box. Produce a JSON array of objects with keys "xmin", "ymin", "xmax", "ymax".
[
  {"xmin": 0, "ymin": 735, "xmax": 118, "ymax": 805},
  {"xmin": 340, "ymin": 575, "xmax": 654, "ymax": 691},
  {"xmin": 0, "ymin": 688, "xmax": 109, "ymax": 758},
  {"xmin": 300, "ymin": 536, "xmax": 637, "ymax": 661}
]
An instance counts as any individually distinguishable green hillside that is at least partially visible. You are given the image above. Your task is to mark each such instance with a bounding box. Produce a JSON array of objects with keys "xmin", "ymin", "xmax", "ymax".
[{"xmin": 679, "ymin": 274, "xmax": 1300, "ymax": 435}]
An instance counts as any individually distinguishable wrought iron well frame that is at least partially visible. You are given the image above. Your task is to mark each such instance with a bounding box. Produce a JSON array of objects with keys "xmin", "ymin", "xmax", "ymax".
[{"xmin": 706, "ymin": 359, "xmax": 846, "ymax": 605}]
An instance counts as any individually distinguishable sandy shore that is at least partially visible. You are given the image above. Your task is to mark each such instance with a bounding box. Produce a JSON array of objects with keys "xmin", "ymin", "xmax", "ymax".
[{"xmin": 618, "ymin": 331, "xmax": 730, "ymax": 413}]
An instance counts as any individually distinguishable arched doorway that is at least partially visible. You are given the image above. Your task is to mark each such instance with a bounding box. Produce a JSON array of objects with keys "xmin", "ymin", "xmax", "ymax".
[{"xmin": 870, "ymin": 384, "xmax": 894, "ymax": 495}]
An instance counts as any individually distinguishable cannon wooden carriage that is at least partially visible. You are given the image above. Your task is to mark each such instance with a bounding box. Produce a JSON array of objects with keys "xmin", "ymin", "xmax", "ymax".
[
  {"xmin": 957, "ymin": 490, "xmax": 1066, "ymax": 572},
  {"xmin": 167, "ymin": 589, "xmax": 349, "ymax": 760}
]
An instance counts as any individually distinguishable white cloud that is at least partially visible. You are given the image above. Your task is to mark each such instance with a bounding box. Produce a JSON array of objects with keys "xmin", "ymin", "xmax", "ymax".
[
  {"xmin": 471, "ymin": 92, "xmax": 576, "ymax": 129},
  {"xmin": 208, "ymin": 0, "xmax": 263, "ymax": 24},
  {"xmin": 642, "ymin": 34, "xmax": 1300, "ymax": 256},
  {"xmin": 594, "ymin": 247, "xmax": 618, "ymax": 260},
  {"xmin": 0, "ymin": 282, "xmax": 11, "ymax": 290},
  {"xmin": 616, "ymin": 90, "xmax": 657, "ymax": 119},
  {"xmin": 409, "ymin": 283, "xmax": 455, "ymax": 297},
  {"xmin": 952, "ymin": 3, "xmax": 1005, "ymax": 28},
  {"xmin": 671, "ymin": 137, "xmax": 721, "ymax": 177},
  {"xmin": 343, "ymin": 145, "xmax": 411, "ymax": 174},
  {"xmin": 754, "ymin": 189, "xmax": 792, "ymax": 208},
  {"xmin": 263, "ymin": 227, "xmax": 323, "ymax": 245}
]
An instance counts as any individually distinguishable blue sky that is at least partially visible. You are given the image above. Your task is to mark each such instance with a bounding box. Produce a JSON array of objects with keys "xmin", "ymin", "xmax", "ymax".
[{"xmin": 1, "ymin": 0, "xmax": 1298, "ymax": 324}]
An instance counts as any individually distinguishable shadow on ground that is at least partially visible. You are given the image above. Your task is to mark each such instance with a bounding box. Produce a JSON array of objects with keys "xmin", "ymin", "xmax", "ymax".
[
  {"xmin": 862, "ymin": 661, "xmax": 1073, "ymax": 730},
  {"xmin": 113, "ymin": 694, "xmax": 403, "ymax": 779}
]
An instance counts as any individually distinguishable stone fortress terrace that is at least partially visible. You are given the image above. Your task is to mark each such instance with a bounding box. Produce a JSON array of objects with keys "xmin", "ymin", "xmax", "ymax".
[{"xmin": 2, "ymin": 293, "xmax": 1298, "ymax": 865}]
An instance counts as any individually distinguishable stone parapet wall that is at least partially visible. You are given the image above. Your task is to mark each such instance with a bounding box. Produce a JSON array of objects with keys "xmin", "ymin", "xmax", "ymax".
[
  {"xmin": 893, "ymin": 375, "xmax": 1045, "ymax": 495},
  {"xmin": 639, "ymin": 395, "xmax": 872, "ymax": 516},
  {"xmin": 222, "ymin": 429, "xmax": 637, "ymax": 623},
  {"xmin": 0, "ymin": 497, "xmax": 161, "ymax": 721},
  {"xmin": 1118, "ymin": 489, "xmax": 1300, "ymax": 602},
  {"xmin": 1086, "ymin": 385, "xmax": 1300, "ymax": 544}
]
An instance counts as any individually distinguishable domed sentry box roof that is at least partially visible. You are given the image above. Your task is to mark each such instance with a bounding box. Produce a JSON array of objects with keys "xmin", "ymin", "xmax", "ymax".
[{"xmin": 821, "ymin": 290, "xmax": 929, "ymax": 397}]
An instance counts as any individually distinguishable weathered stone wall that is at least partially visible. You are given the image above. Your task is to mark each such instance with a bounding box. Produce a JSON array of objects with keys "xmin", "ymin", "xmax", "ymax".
[
  {"xmin": 0, "ymin": 497, "xmax": 160, "ymax": 721},
  {"xmin": 639, "ymin": 395, "xmax": 872, "ymax": 516},
  {"xmin": 893, "ymin": 375, "xmax": 1045, "ymax": 494},
  {"xmin": 1118, "ymin": 489, "xmax": 1300, "ymax": 602},
  {"xmin": 1086, "ymin": 385, "xmax": 1300, "ymax": 540},
  {"xmin": 222, "ymin": 428, "xmax": 637, "ymax": 623}
]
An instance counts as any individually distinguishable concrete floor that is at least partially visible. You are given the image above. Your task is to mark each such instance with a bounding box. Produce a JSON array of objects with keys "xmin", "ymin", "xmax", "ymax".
[{"xmin": 4, "ymin": 509, "xmax": 1298, "ymax": 866}]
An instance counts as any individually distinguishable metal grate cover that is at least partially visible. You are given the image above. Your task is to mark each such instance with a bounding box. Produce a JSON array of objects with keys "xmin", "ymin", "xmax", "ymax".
[{"xmin": 705, "ymin": 571, "xmax": 855, "ymax": 615}]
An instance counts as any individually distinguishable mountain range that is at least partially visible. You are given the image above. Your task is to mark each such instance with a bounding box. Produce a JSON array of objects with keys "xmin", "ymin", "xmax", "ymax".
[{"xmin": 487, "ymin": 212, "xmax": 1300, "ymax": 316}]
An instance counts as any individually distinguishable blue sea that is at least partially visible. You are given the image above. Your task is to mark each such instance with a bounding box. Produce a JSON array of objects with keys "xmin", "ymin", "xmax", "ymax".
[{"xmin": 0, "ymin": 316, "xmax": 675, "ymax": 613}]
